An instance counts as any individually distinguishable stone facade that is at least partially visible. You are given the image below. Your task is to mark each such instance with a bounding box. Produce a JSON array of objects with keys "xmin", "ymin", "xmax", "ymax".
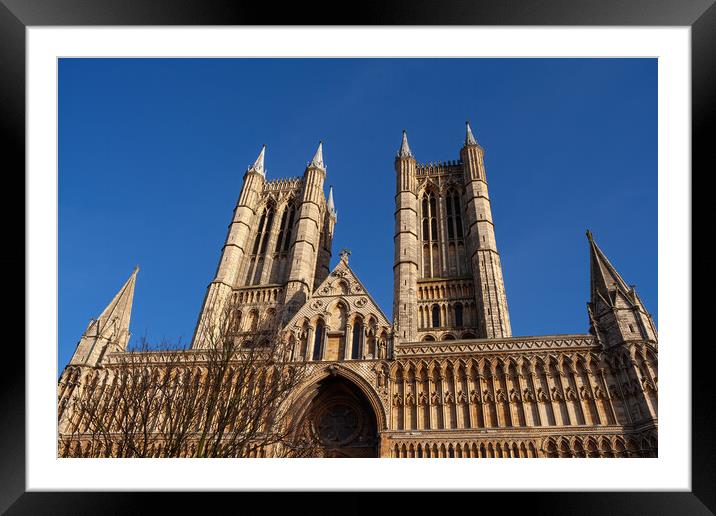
[{"xmin": 58, "ymin": 124, "xmax": 658, "ymax": 458}]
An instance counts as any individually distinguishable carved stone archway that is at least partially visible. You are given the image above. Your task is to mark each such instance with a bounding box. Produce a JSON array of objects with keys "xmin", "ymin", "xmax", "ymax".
[{"xmin": 290, "ymin": 370, "xmax": 381, "ymax": 458}]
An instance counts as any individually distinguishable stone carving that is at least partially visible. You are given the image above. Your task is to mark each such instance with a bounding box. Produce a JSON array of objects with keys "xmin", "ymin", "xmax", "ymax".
[
  {"xmin": 418, "ymin": 391, "xmax": 428, "ymax": 406},
  {"xmin": 523, "ymin": 388, "xmax": 535, "ymax": 402},
  {"xmin": 537, "ymin": 387, "xmax": 549, "ymax": 402},
  {"xmin": 551, "ymin": 386, "xmax": 564, "ymax": 401}
]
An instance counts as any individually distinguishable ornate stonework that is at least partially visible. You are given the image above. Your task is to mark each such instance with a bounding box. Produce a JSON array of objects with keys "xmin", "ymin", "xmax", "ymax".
[{"xmin": 58, "ymin": 126, "xmax": 657, "ymax": 458}]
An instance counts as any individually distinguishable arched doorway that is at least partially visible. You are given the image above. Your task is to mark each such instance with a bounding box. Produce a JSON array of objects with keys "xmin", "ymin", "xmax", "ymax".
[{"xmin": 297, "ymin": 376, "xmax": 379, "ymax": 458}]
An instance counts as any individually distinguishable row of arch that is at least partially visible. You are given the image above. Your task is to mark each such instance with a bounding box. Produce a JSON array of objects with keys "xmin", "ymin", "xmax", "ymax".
[
  {"xmin": 417, "ymin": 281, "xmax": 474, "ymax": 301},
  {"xmin": 392, "ymin": 440, "xmax": 539, "ymax": 458},
  {"xmin": 418, "ymin": 301, "xmax": 476, "ymax": 330},
  {"xmin": 543, "ymin": 433, "xmax": 657, "ymax": 458},
  {"xmin": 234, "ymin": 287, "xmax": 282, "ymax": 305},
  {"xmin": 290, "ymin": 311, "xmax": 391, "ymax": 362},
  {"xmin": 419, "ymin": 331, "xmax": 477, "ymax": 342},
  {"xmin": 233, "ymin": 307, "xmax": 277, "ymax": 334},
  {"xmin": 58, "ymin": 438, "xmax": 269, "ymax": 458},
  {"xmin": 389, "ymin": 433, "xmax": 657, "ymax": 458},
  {"xmin": 59, "ymin": 356, "xmax": 295, "ymax": 437},
  {"xmin": 388, "ymin": 349, "xmax": 658, "ymax": 431}
]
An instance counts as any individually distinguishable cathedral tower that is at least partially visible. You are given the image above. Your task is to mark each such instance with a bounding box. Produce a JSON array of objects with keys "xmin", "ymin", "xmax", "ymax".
[
  {"xmin": 393, "ymin": 123, "xmax": 512, "ymax": 344},
  {"xmin": 192, "ymin": 143, "xmax": 334, "ymax": 348}
]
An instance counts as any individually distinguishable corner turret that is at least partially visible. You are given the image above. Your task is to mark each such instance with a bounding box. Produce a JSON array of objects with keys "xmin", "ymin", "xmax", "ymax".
[
  {"xmin": 69, "ymin": 267, "xmax": 138, "ymax": 366},
  {"xmin": 586, "ymin": 230, "xmax": 657, "ymax": 346}
]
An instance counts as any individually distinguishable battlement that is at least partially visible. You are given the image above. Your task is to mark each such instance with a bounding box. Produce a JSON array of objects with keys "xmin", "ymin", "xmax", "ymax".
[
  {"xmin": 416, "ymin": 160, "xmax": 464, "ymax": 177},
  {"xmin": 262, "ymin": 177, "xmax": 303, "ymax": 193}
]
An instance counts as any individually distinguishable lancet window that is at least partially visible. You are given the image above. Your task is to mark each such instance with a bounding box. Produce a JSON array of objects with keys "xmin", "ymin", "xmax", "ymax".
[
  {"xmin": 421, "ymin": 191, "xmax": 441, "ymax": 277},
  {"xmin": 312, "ymin": 321, "xmax": 324, "ymax": 361},
  {"xmin": 445, "ymin": 189, "xmax": 466, "ymax": 276},
  {"xmin": 274, "ymin": 202, "xmax": 296, "ymax": 254}
]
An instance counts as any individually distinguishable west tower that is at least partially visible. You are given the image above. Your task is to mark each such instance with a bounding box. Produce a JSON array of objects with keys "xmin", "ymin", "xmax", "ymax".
[
  {"xmin": 393, "ymin": 123, "xmax": 512, "ymax": 344},
  {"xmin": 192, "ymin": 143, "xmax": 336, "ymax": 348}
]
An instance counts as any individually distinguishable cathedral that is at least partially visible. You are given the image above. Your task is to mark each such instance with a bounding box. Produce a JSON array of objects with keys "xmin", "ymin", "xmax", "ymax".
[{"xmin": 58, "ymin": 123, "xmax": 658, "ymax": 458}]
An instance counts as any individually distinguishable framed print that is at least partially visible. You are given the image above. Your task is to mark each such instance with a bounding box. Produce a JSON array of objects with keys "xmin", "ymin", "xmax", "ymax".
[{"xmin": 2, "ymin": 0, "xmax": 713, "ymax": 513}]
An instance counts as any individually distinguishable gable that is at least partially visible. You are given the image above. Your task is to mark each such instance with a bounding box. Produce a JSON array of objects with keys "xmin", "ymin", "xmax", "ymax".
[{"xmin": 283, "ymin": 257, "xmax": 391, "ymax": 336}]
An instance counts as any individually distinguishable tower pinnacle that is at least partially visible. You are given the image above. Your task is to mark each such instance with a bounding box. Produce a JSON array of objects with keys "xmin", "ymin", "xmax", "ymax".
[
  {"xmin": 309, "ymin": 141, "xmax": 325, "ymax": 170},
  {"xmin": 327, "ymin": 185, "xmax": 337, "ymax": 218},
  {"xmin": 397, "ymin": 130, "xmax": 413, "ymax": 158},
  {"xmin": 248, "ymin": 144, "xmax": 266, "ymax": 176},
  {"xmin": 465, "ymin": 121, "xmax": 478, "ymax": 146}
]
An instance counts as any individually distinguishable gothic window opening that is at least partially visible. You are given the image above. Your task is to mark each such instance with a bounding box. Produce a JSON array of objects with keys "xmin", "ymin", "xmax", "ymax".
[
  {"xmin": 247, "ymin": 204, "xmax": 276, "ymax": 285},
  {"xmin": 313, "ymin": 321, "xmax": 325, "ymax": 361},
  {"xmin": 445, "ymin": 189, "xmax": 465, "ymax": 275},
  {"xmin": 275, "ymin": 202, "xmax": 296, "ymax": 254},
  {"xmin": 420, "ymin": 191, "xmax": 441, "ymax": 277},
  {"xmin": 351, "ymin": 319, "xmax": 362, "ymax": 360},
  {"xmin": 252, "ymin": 204, "xmax": 276, "ymax": 256},
  {"xmin": 432, "ymin": 304, "xmax": 441, "ymax": 328},
  {"xmin": 454, "ymin": 303, "xmax": 463, "ymax": 327},
  {"xmin": 259, "ymin": 209, "xmax": 275, "ymax": 254}
]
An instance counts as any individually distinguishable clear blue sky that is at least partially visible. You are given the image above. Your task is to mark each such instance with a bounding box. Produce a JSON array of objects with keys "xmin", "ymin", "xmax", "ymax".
[{"xmin": 58, "ymin": 58, "xmax": 657, "ymax": 373}]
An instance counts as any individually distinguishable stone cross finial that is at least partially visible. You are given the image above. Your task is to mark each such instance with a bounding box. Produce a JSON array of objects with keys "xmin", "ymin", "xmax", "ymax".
[{"xmin": 339, "ymin": 248, "xmax": 351, "ymax": 263}]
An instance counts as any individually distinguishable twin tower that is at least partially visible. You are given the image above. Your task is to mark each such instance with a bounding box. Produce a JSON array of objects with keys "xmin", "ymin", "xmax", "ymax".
[{"xmin": 192, "ymin": 122, "xmax": 511, "ymax": 349}]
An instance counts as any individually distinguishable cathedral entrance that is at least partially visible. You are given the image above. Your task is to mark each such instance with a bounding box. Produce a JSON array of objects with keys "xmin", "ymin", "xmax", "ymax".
[{"xmin": 299, "ymin": 376, "xmax": 378, "ymax": 458}]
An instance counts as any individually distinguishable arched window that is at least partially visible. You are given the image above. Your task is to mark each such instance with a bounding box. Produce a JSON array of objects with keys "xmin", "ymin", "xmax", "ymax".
[
  {"xmin": 445, "ymin": 189, "xmax": 464, "ymax": 275},
  {"xmin": 247, "ymin": 310, "xmax": 259, "ymax": 332},
  {"xmin": 432, "ymin": 305, "xmax": 441, "ymax": 328},
  {"xmin": 420, "ymin": 191, "xmax": 441, "ymax": 277},
  {"xmin": 274, "ymin": 202, "xmax": 296, "ymax": 254},
  {"xmin": 233, "ymin": 310, "xmax": 243, "ymax": 333},
  {"xmin": 252, "ymin": 205, "xmax": 275, "ymax": 255},
  {"xmin": 351, "ymin": 320, "xmax": 362, "ymax": 360},
  {"xmin": 312, "ymin": 321, "xmax": 324, "ymax": 361},
  {"xmin": 454, "ymin": 303, "xmax": 463, "ymax": 327},
  {"xmin": 247, "ymin": 204, "xmax": 276, "ymax": 285}
]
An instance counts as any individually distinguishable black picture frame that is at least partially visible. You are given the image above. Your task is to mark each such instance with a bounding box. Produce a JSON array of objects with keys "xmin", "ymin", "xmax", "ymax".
[{"xmin": 2, "ymin": 0, "xmax": 712, "ymax": 513}]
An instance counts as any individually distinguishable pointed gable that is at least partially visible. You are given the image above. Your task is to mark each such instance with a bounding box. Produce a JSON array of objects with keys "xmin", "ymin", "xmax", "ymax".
[{"xmin": 283, "ymin": 253, "xmax": 391, "ymax": 335}]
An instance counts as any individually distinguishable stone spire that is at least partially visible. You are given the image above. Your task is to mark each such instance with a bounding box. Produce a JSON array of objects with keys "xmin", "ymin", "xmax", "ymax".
[
  {"xmin": 69, "ymin": 267, "xmax": 138, "ymax": 366},
  {"xmin": 327, "ymin": 185, "xmax": 337, "ymax": 219},
  {"xmin": 587, "ymin": 230, "xmax": 630, "ymax": 302},
  {"xmin": 309, "ymin": 141, "xmax": 325, "ymax": 170},
  {"xmin": 397, "ymin": 130, "xmax": 413, "ymax": 158},
  {"xmin": 586, "ymin": 230, "xmax": 657, "ymax": 346},
  {"xmin": 248, "ymin": 144, "xmax": 266, "ymax": 176},
  {"xmin": 465, "ymin": 120, "xmax": 479, "ymax": 146}
]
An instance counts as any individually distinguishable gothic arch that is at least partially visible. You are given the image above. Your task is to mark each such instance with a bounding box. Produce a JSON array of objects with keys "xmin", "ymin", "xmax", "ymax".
[{"xmin": 282, "ymin": 364, "xmax": 388, "ymax": 432}]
